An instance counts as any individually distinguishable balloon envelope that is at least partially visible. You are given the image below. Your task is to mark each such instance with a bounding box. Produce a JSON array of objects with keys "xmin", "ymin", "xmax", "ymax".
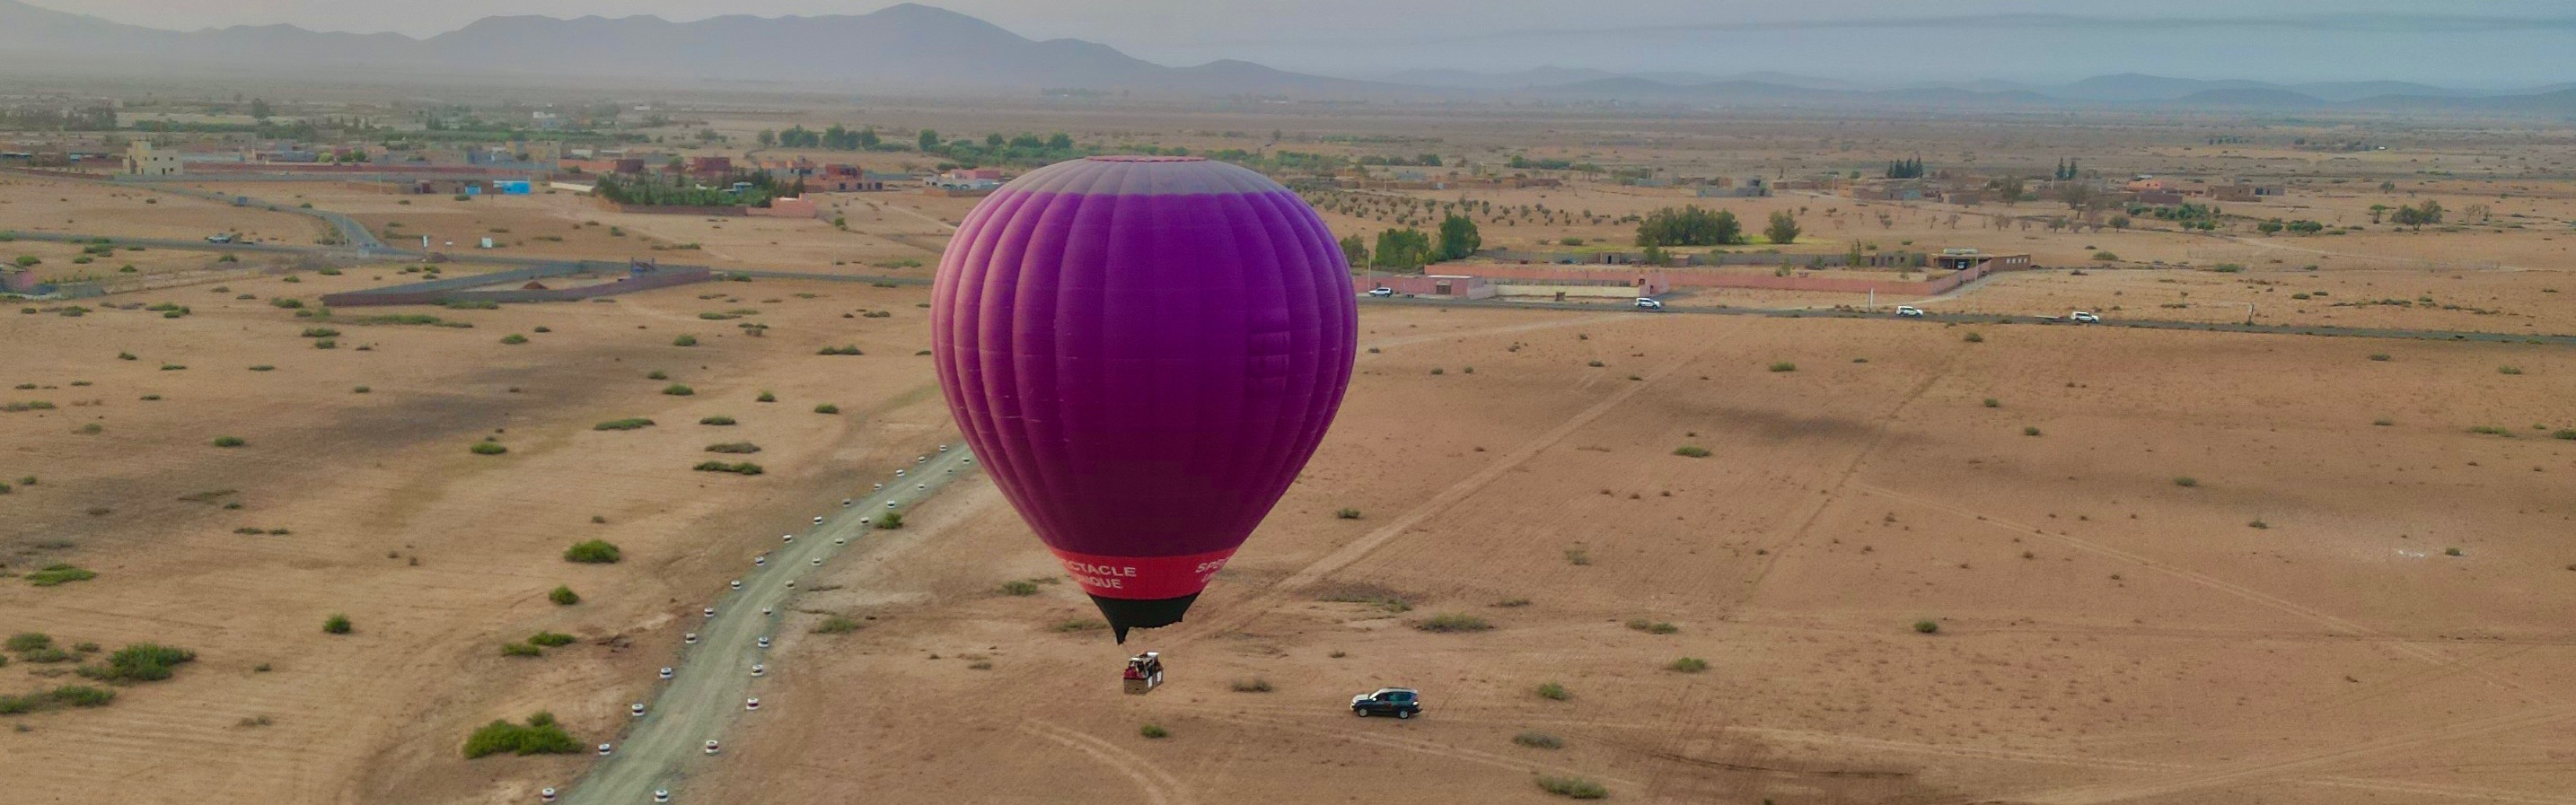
[{"xmin": 931, "ymin": 156, "xmax": 1358, "ymax": 641}]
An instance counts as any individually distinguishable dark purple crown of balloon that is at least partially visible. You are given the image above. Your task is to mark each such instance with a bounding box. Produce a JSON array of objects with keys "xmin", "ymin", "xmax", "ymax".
[{"xmin": 929, "ymin": 157, "xmax": 1358, "ymax": 610}]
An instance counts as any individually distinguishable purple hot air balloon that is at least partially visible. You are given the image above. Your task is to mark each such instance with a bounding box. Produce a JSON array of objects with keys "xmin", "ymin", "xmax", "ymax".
[{"xmin": 931, "ymin": 156, "xmax": 1358, "ymax": 642}]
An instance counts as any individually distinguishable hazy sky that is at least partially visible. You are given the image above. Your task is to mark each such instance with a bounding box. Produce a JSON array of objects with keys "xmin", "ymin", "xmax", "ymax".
[{"xmin": 26, "ymin": 0, "xmax": 2576, "ymax": 86}]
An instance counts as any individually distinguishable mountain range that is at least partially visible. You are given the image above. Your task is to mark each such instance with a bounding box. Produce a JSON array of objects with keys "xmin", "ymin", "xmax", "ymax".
[{"xmin": 1, "ymin": 0, "xmax": 2569, "ymax": 115}]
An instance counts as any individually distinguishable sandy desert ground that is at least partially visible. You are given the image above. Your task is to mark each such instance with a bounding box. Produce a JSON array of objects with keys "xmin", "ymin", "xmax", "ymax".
[{"xmin": 6, "ymin": 101, "xmax": 2576, "ymax": 805}]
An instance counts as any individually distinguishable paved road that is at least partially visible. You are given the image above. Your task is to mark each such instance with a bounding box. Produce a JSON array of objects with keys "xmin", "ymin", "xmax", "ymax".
[
  {"xmin": 559, "ymin": 445, "xmax": 980, "ymax": 805},
  {"xmin": 1358, "ymin": 295, "xmax": 2576, "ymax": 346}
]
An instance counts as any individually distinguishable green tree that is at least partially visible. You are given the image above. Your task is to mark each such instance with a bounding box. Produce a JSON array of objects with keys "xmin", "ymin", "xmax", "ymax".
[
  {"xmin": 249, "ymin": 99, "xmax": 273, "ymax": 121},
  {"xmin": 1371, "ymin": 228, "xmax": 1432, "ymax": 271},
  {"xmin": 2368, "ymin": 204, "xmax": 2390, "ymax": 223},
  {"xmin": 2257, "ymin": 219, "xmax": 2284, "ymax": 235},
  {"xmin": 1763, "ymin": 210, "xmax": 1801, "ymax": 244},
  {"xmin": 1634, "ymin": 206, "xmax": 1743, "ymax": 247},
  {"xmin": 1640, "ymin": 244, "xmax": 1672, "ymax": 267},
  {"xmin": 857, "ymin": 127, "xmax": 881, "ymax": 149},
  {"xmin": 1338, "ymin": 232, "xmax": 1369, "ymax": 268},
  {"xmin": 1434, "ymin": 214, "xmax": 1481, "ymax": 261},
  {"xmin": 757, "ymin": 129, "xmax": 777, "ymax": 147},
  {"xmin": 918, "ymin": 128, "xmax": 940, "ymax": 152},
  {"xmin": 1992, "ymin": 176, "xmax": 2026, "ymax": 206},
  {"xmin": 985, "ymin": 133, "xmax": 1006, "ymax": 149}
]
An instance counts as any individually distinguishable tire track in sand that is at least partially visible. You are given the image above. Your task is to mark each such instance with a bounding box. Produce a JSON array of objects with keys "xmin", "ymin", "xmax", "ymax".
[{"xmin": 1020, "ymin": 719, "xmax": 1193, "ymax": 805}]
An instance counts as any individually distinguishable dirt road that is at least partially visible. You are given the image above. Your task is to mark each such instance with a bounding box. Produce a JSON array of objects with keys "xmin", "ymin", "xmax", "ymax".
[{"xmin": 558, "ymin": 446, "xmax": 979, "ymax": 805}]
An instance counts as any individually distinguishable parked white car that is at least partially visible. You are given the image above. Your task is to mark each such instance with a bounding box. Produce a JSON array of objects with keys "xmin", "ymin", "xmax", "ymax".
[
  {"xmin": 596, "ymin": 742, "xmax": 613, "ymax": 757},
  {"xmin": 653, "ymin": 790, "xmax": 670, "ymax": 803},
  {"xmin": 703, "ymin": 739, "xmax": 720, "ymax": 755},
  {"xmin": 758, "ymin": 636, "xmax": 771, "ymax": 648},
  {"xmin": 629, "ymin": 703, "xmax": 646, "ymax": 717},
  {"xmin": 1368, "ymin": 287, "xmax": 1394, "ymax": 297},
  {"xmin": 744, "ymin": 697, "xmax": 760, "ymax": 711},
  {"xmin": 751, "ymin": 663, "xmax": 765, "ymax": 677},
  {"xmin": 684, "ymin": 633, "xmax": 698, "ymax": 644},
  {"xmin": 1895, "ymin": 305, "xmax": 1926, "ymax": 318},
  {"xmin": 1633, "ymin": 297, "xmax": 1664, "ymax": 311},
  {"xmin": 2070, "ymin": 311, "xmax": 2101, "ymax": 323},
  {"xmin": 541, "ymin": 787, "xmax": 557, "ymax": 802},
  {"xmin": 658, "ymin": 667, "xmax": 673, "ymax": 679}
]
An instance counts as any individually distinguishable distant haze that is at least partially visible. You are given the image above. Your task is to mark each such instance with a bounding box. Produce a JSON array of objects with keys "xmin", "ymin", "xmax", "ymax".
[{"xmin": 28, "ymin": 0, "xmax": 2576, "ymax": 87}]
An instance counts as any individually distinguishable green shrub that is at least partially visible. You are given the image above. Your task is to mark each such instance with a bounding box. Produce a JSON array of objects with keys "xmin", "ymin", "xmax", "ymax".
[
  {"xmin": 470, "ymin": 441, "xmax": 507, "ymax": 455},
  {"xmin": 1963, "ymin": 331, "xmax": 1984, "ymax": 343},
  {"xmin": 1673, "ymin": 445, "xmax": 1710, "ymax": 458},
  {"xmin": 1564, "ymin": 548, "xmax": 1590, "ymax": 565},
  {"xmin": 2445, "ymin": 547, "xmax": 2464, "ymax": 557},
  {"xmin": 813, "ymin": 616, "xmax": 864, "ymax": 634},
  {"xmin": 817, "ymin": 346, "xmax": 863, "ymax": 355},
  {"xmin": 693, "ymin": 461, "xmax": 764, "ymax": 476},
  {"xmin": 1768, "ymin": 362, "xmax": 1797, "ymax": 372},
  {"xmin": 1536, "ymin": 681, "xmax": 1569, "ymax": 701},
  {"xmin": 1536, "ymin": 775, "xmax": 1607, "ymax": 799},
  {"xmin": 699, "ymin": 416, "xmax": 735, "ymax": 425},
  {"xmin": 875, "ymin": 512, "xmax": 904, "ymax": 529},
  {"xmin": 1624, "ymin": 619, "xmax": 1678, "ymax": 634},
  {"xmin": 269, "ymin": 298, "xmax": 303, "ymax": 310},
  {"xmin": 662, "ymin": 384, "xmax": 695, "ymax": 396},
  {"xmin": 547, "ymin": 585, "xmax": 579, "ymax": 606},
  {"xmin": 1666, "ymin": 656, "xmax": 1709, "ymax": 673},
  {"xmin": 593, "ymin": 418, "xmax": 655, "ymax": 431},
  {"xmin": 84, "ymin": 643, "xmax": 195, "ymax": 682},
  {"xmin": 2368, "ymin": 354, "xmax": 2391, "ymax": 362},
  {"xmin": 646, "ymin": 370, "xmax": 668, "ymax": 380},
  {"xmin": 461, "ymin": 713, "xmax": 581, "ymax": 758},
  {"xmin": 2499, "ymin": 365, "xmax": 2525, "ymax": 375},
  {"xmin": 2172, "ymin": 477, "xmax": 2199, "ymax": 487},
  {"xmin": 2023, "ymin": 426, "xmax": 2042, "ymax": 437},
  {"xmin": 704, "ymin": 442, "xmax": 761, "ymax": 454},
  {"xmin": 27, "ymin": 564, "xmax": 96, "ymax": 586},
  {"xmin": 1333, "ymin": 508, "xmax": 1362, "ymax": 520},
  {"xmin": 1913, "ymin": 619, "xmax": 1941, "ymax": 634},
  {"xmin": 499, "ymin": 643, "xmax": 542, "ymax": 658},
  {"xmin": 1139, "ymin": 724, "xmax": 1169, "ymax": 739},
  {"xmin": 1052, "ymin": 619, "xmax": 1107, "ymax": 633},
  {"xmin": 1514, "ymin": 731, "xmax": 1564, "ymax": 749},
  {"xmin": 50, "ymin": 685, "xmax": 114, "ymax": 707},
  {"xmin": 1983, "ymin": 398, "xmax": 2000, "ymax": 407},
  {"xmin": 563, "ymin": 540, "xmax": 622, "ymax": 564},
  {"xmin": 1416, "ymin": 613, "xmax": 1491, "ymax": 633},
  {"xmin": 499, "ymin": 334, "xmax": 529, "ymax": 345},
  {"xmin": 673, "ymin": 335, "xmax": 699, "ymax": 347},
  {"xmin": 5, "ymin": 634, "xmax": 50, "ymax": 653},
  {"xmin": 528, "ymin": 632, "xmax": 576, "ymax": 648},
  {"xmin": 814, "ymin": 403, "xmax": 840, "ymax": 415},
  {"xmin": 322, "ymin": 614, "xmax": 352, "ymax": 634},
  {"xmin": 1230, "ymin": 678, "xmax": 1273, "ymax": 693},
  {"xmin": 212, "ymin": 435, "xmax": 245, "ymax": 448},
  {"xmin": 756, "ymin": 390, "xmax": 777, "ymax": 403},
  {"xmin": 999, "ymin": 580, "xmax": 1042, "ymax": 596}
]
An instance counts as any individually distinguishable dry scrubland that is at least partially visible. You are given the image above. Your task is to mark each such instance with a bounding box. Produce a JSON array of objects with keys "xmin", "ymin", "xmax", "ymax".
[
  {"xmin": 5, "ymin": 102, "xmax": 2576, "ymax": 804},
  {"xmin": 700, "ymin": 307, "xmax": 2576, "ymax": 805},
  {"xmin": 0, "ymin": 267, "xmax": 954, "ymax": 803}
]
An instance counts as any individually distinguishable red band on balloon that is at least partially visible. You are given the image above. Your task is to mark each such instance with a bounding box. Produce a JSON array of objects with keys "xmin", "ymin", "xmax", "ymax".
[{"xmin": 1050, "ymin": 547, "xmax": 1239, "ymax": 600}]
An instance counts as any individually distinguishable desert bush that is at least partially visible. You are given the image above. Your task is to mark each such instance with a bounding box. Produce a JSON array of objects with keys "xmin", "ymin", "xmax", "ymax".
[
  {"xmin": 498, "ymin": 334, "xmax": 529, "ymax": 345},
  {"xmin": 1768, "ymin": 362, "xmax": 1797, "ymax": 372},
  {"xmin": 269, "ymin": 298, "xmax": 303, "ymax": 310},
  {"xmin": 462, "ymin": 713, "xmax": 581, "ymax": 758},
  {"xmin": 2248, "ymin": 520, "xmax": 2269, "ymax": 529},
  {"xmin": 1315, "ymin": 582, "xmax": 1411, "ymax": 613},
  {"xmin": 1051, "ymin": 619, "xmax": 1105, "ymax": 633},
  {"xmin": 2172, "ymin": 477, "xmax": 2199, "ymax": 487},
  {"xmin": 662, "ymin": 384, "xmax": 695, "ymax": 396},
  {"xmin": 814, "ymin": 403, "xmax": 840, "ymax": 415},
  {"xmin": 548, "ymin": 585, "xmax": 580, "ymax": 606},
  {"xmin": 1535, "ymin": 775, "xmax": 1607, "ymax": 799},
  {"xmin": 593, "ymin": 418, "xmax": 655, "ymax": 431},
  {"xmin": 322, "ymin": 614, "xmax": 352, "ymax": 634},
  {"xmin": 563, "ymin": 540, "xmax": 622, "ymax": 564},
  {"xmin": 1514, "ymin": 731, "xmax": 1564, "ymax": 749},
  {"xmin": 817, "ymin": 346, "xmax": 863, "ymax": 355},
  {"xmin": 2368, "ymin": 354, "xmax": 2391, "ymax": 362},
  {"xmin": 1666, "ymin": 656, "xmax": 1709, "ymax": 673},
  {"xmin": 2499, "ymin": 365, "xmax": 2524, "ymax": 375},
  {"xmin": 813, "ymin": 616, "xmax": 864, "ymax": 634},
  {"xmin": 499, "ymin": 643, "xmax": 541, "ymax": 658},
  {"xmin": 21, "ymin": 647, "xmax": 72, "ymax": 664},
  {"xmin": 527, "ymin": 632, "xmax": 576, "ymax": 648},
  {"xmin": 49, "ymin": 685, "xmax": 114, "ymax": 707},
  {"xmin": 1564, "ymin": 548, "xmax": 1591, "ymax": 566},
  {"xmin": 2023, "ymin": 426, "xmax": 2042, "ymax": 437},
  {"xmin": 2373, "ymin": 418, "xmax": 2394, "ymax": 426},
  {"xmin": 1913, "ymin": 619, "xmax": 1941, "ymax": 634},
  {"xmin": 26, "ymin": 564, "xmax": 96, "ymax": 586},
  {"xmin": 999, "ymin": 580, "xmax": 1042, "ymax": 596},
  {"xmin": 5, "ymin": 634, "xmax": 50, "ymax": 653},
  {"xmin": 1586, "ymin": 360, "xmax": 1605, "ymax": 367},
  {"xmin": 1672, "ymin": 445, "xmax": 1710, "ymax": 458},
  {"xmin": 1963, "ymin": 331, "xmax": 1984, "ymax": 343},
  {"xmin": 673, "ymin": 335, "xmax": 698, "ymax": 347},
  {"xmin": 2445, "ymin": 547, "xmax": 2464, "ymax": 557},
  {"xmin": 1624, "ymin": 619, "xmax": 1678, "ymax": 634},
  {"xmin": 315, "ymin": 339, "xmax": 337, "ymax": 349},
  {"xmin": 79, "ymin": 643, "xmax": 195, "ymax": 683},
  {"xmin": 875, "ymin": 512, "xmax": 904, "ymax": 529},
  {"xmin": 1334, "ymin": 508, "xmax": 1362, "ymax": 520},
  {"xmin": 1230, "ymin": 678, "xmax": 1274, "ymax": 693},
  {"xmin": 699, "ymin": 415, "xmax": 735, "ymax": 425},
  {"xmin": 1139, "ymin": 724, "xmax": 1169, "ymax": 739},
  {"xmin": 1416, "ymin": 613, "xmax": 1492, "ymax": 633},
  {"xmin": 693, "ymin": 461, "xmax": 764, "ymax": 475},
  {"xmin": 1535, "ymin": 681, "xmax": 1569, "ymax": 701},
  {"xmin": 0, "ymin": 694, "xmax": 40, "ymax": 714},
  {"xmin": 212, "ymin": 435, "xmax": 246, "ymax": 448},
  {"xmin": 469, "ymin": 441, "xmax": 507, "ymax": 455},
  {"xmin": 2469, "ymin": 425, "xmax": 2512, "ymax": 437},
  {"xmin": 704, "ymin": 442, "xmax": 761, "ymax": 454},
  {"xmin": 646, "ymin": 370, "xmax": 669, "ymax": 380},
  {"xmin": 755, "ymin": 390, "xmax": 777, "ymax": 402}
]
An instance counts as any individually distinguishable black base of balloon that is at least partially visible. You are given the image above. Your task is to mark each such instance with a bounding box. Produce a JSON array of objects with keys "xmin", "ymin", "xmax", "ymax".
[{"xmin": 1089, "ymin": 593, "xmax": 1198, "ymax": 643}]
